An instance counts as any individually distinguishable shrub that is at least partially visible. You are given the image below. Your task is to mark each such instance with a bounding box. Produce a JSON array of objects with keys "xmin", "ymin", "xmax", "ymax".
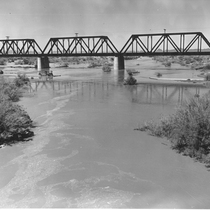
[
  {"xmin": 14, "ymin": 73, "xmax": 30, "ymax": 88},
  {"xmin": 0, "ymin": 58, "xmax": 7, "ymax": 65},
  {"xmin": 164, "ymin": 61, "xmax": 171, "ymax": 67},
  {"xmin": 0, "ymin": 82, "xmax": 21, "ymax": 102},
  {"xmin": 0, "ymin": 77, "xmax": 34, "ymax": 146},
  {"xmin": 204, "ymin": 64, "xmax": 210, "ymax": 70},
  {"xmin": 138, "ymin": 93, "xmax": 210, "ymax": 165},
  {"xmin": 63, "ymin": 63, "xmax": 69, "ymax": 67},
  {"xmin": 88, "ymin": 62, "xmax": 102, "ymax": 68},
  {"xmin": 102, "ymin": 64, "xmax": 111, "ymax": 72},
  {"xmin": 0, "ymin": 100, "xmax": 33, "ymax": 144}
]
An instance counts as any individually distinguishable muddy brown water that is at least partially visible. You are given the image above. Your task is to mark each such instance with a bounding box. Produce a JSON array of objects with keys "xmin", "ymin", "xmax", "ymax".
[{"xmin": 1, "ymin": 58, "xmax": 210, "ymax": 208}]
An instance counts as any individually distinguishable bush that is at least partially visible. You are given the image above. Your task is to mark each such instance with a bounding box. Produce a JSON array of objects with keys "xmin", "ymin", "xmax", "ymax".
[
  {"xmin": 88, "ymin": 62, "xmax": 102, "ymax": 68},
  {"xmin": 164, "ymin": 61, "xmax": 171, "ymax": 67},
  {"xmin": 102, "ymin": 64, "xmax": 111, "ymax": 72},
  {"xmin": 204, "ymin": 64, "xmax": 210, "ymax": 70},
  {"xmin": 0, "ymin": 101, "xmax": 33, "ymax": 144},
  {"xmin": 0, "ymin": 59, "xmax": 6, "ymax": 65},
  {"xmin": 14, "ymin": 73, "xmax": 30, "ymax": 88},
  {"xmin": 0, "ymin": 77, "xmax": 34, "ymax": 146},
  {"xmin": 0, "ymin": 82, "xmax": 21, "ymax": 102},
  {"xmin": 138, "ymin": 93, "xmax": 210, "ymax": 165}
]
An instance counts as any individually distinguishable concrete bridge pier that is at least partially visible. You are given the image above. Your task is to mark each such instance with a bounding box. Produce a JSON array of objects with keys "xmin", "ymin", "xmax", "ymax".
[
  {"xmin": 114, "ymin": 55, "xmax": 125, "ymax": 70},
  {"xmin": 37, "ymin": 56, "xmax": 50, "ymax": 71}
]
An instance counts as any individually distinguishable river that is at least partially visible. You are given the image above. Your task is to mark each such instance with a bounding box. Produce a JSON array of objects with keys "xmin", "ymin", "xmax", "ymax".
[{"xmin": 0, "ymin": 57, "xmax": 210, "ymax": 208}]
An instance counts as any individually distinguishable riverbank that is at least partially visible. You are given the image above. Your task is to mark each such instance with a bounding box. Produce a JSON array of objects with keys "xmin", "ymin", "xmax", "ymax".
[{"xmin": 0, "ymin": 75, "xmax": 34, "ymax": 147}]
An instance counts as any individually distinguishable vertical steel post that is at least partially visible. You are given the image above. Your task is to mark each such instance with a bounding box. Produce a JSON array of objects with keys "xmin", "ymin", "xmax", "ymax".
[
  {"xmin": 101, "ymin": 38, "xmax": 103, "ymax": 53},
  {"xmin": 75, "ymin": 38, "xmax": 77, "ymax": 54},
  {"xmin": 180, "ymin": 34, "xmax": 182, "ymax": 52},
  {"xmin": 183, "ymin": 34, "xmax": 185, "ymax": 52},
  {"xmin": 136, "ymin": 38, "xmax": 138, "ymax": 52},
  {"xmin": 68, "ymin": 39, "xmax": 70, "ymax": 53},
  {"xmin": 93, "ymin": 38, "xmax": 95, "ymax": 53},
  {"xmin": 80, "ymin": 39, "xmax": 82, "ymax": 54},
  {"xmin": 163, "ymin": 35, "xmax": 165, "ymax": 52},
  {"xmin": 88, "ymin": 38, "xmax": 90, "ymax": 53},
  {"xmin": 63, "ymin": 39, "xmax": 65, "ymax": 53},
  {"xmin": 132, "ymin": 38, "xmax": 134, "ymax": 53},
  {"xmin": 150, "ymin": 36, "xmax": 152, "ymax": 52}
]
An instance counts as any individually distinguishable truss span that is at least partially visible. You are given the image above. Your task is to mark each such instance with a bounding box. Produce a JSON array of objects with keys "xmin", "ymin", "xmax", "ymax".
[
  {"xmin": 42, "ymin": 36, "xmax": 119, "ymax": 56},
  {"xmin": 0, "ymin": 32, "xmax": 210, "ymax": 57},
  {"xmin": 0, "ymin": 39, "xmax": 42, "ymax": 57},
  {"xmin": 120, "ymin": 32, "xmax": 210, "ymax": 56}
]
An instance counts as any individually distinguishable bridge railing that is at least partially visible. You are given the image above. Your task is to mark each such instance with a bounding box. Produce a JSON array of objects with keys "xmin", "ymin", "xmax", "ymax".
[
  {"xmin": 0, "ymin": 39, "xmax": 42, "ymax": 57},
  {"xmin": 120, "ymin": 32, "xmax": 210, "ymax": 56},
  {"xmin": 42, "ymin": 36, "xmax": 119, "ymax": 56}
]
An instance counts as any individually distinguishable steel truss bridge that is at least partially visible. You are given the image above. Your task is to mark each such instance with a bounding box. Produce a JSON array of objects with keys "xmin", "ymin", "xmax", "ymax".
[{"xmin": 0, "ymin": 32, "xmax": 210, "ymax": 57}]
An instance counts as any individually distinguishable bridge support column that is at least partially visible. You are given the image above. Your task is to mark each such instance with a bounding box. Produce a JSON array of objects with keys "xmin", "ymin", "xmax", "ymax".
[
  {"xmin": 37, "ymin": 56, "xmax": 50, "ymax": 70},
  {"xmin": 114, "ymin": 55, "xmax": 125, "ymax": 70}
]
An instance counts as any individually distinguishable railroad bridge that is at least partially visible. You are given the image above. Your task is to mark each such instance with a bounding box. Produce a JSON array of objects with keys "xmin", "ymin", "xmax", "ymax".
[{"xmin": 0, "ymin": 32, "xmax": 210, "ymax": 70}]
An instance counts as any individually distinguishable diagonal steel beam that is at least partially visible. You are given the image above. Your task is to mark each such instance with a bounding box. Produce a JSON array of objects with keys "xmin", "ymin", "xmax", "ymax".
[
  {"xmin": 151, "ymin": 35, "xmax": 165, "ymax": 52},
  {"xmin": 91, "ymin": 38, "xmax": 102, "ymax": 53},
  {"xmin": 95, "ymin": 38, "xmax": 106, "ymax": 53},
  {"xmin": 167, "ymin": 35, "xmax": 181, "ymax": 52},
  {"xmin": 136, "ymin": 37, "xmax": 149, "ymax": 53},
  {"xmin": 184, "ymin": 34, "xmax": 199, "ymax": 52}
]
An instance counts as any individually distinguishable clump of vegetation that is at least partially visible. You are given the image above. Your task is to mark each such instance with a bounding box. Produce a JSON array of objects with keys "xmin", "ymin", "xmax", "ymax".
[
  {"xmin": 14, "ymin": 73, "xmax": 30, "ymax": 87},
  {"xmin": 88, "ymin": 62, "xmax": 102, "ymax": 68},
  {"xmin": 102, "ymin": 64, "xmax": 111, "ymax": 72},
  {"xmin": 203, "ymin": 64, "xmax": 210, "ymax": 70},
  {"xmin": 0, "ymin": 82, "xmax": 22, "ymax": 102},
  {"xmin": 164, "ymin": 61, "xmax": 171, "ymax": 67},
  {"xmin": 14, "ymin": 57, "xmax": 36, "ymax": 65},
  {"xmin": 0, "ymin": 58, "xmax": 6, "ymax": 65},
  {"xmin": 138, "ymin": 93, "xmax": 210, "ymax": 166},
  {"xmin": 0, "ymin": 100, "xmax": 33, "ymax": 145},
  {"xmin": 0, "ymin": 75, "xmax": 34, "ymax": 147},
  {"xmin": 124, "ymin": 56, "xmax": 140, "ymax": 60},
  {"xmin": 153, "ymin": 55, "xmax": 210, "ymax": 70},
  {"xmin": 155, "ymin": 72, "xmax": 162, "ymax": 77}
]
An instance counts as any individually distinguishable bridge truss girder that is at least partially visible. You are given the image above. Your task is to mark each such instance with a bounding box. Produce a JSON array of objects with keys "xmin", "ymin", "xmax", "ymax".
[
  {"xmin": 120, "ymin": 32, "xmax": 210, "ymax": 56},
  {"xmin": 0, "ymin": 39, "xmax": 42, "ymax": 57},
  {"xmin": 42, "ymin": 36, "xmax": 119, "ymax": 56}
]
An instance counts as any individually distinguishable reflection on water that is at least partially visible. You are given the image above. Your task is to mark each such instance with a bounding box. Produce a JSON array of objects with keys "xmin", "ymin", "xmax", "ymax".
[
  {"xmin": 29, "ymin": 80, "xmax": 210, "ymax": 105},
  {"xmin": 1, "ymin": 66, "xmax": 210, "ymax": 208}
]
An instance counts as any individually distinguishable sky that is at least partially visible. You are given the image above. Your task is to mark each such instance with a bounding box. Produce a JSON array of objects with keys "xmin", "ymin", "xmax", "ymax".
[{"xmin": 0, "ymin": 0, "xmax": 210, "ymax": 49}]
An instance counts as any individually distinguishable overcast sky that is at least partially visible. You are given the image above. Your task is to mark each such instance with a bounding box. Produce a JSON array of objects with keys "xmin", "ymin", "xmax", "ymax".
[{"xmin": 0, "ymin": 0, "xmax": 209, "ymax": 49}]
